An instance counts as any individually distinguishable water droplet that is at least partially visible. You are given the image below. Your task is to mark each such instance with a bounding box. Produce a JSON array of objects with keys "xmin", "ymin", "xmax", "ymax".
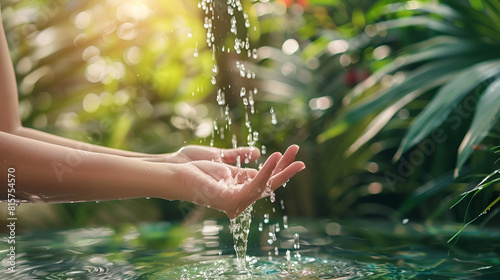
[
  {"xmin": 253, "ymin": 131, "xmax": 259, "ymax": 142},
  {"xmin": 402, "ymin": 218, "xmax": 409, "ymax": 224},
  {"xmin": 258, "ymin": 222, "xmax": 263, "ymax": 232},
  {"xmin": 270, "ymin": 107, "xmax": 277, "ymax": 125},
  {"xmin": 236, "ymin": 155, "xmax": 241, "ymax": 168},
  {"xmin": 216, "ymin": 88, "xmax": 225, "ymax": 105},
  {"xmin": 261, "ymin": 145, "xmax": 266, "ymax": 155},
  {"xmin": 240, "ymin": 87, "xmax": 246, "ymax": 97},
  {"xmin": 293, "ymin": 233, "xmax": 300, "ymax": 249},
  {"xmin": 283, "ymin": 215, "xmax": 288, "ymax": 229},
  {"xmin": 232, "ymin": 134, "xmax": 238, "ymax": 148},
  {"xmin": 95, "ymin": 201, "xmax": 100, "ymax": 204},
  {"xmin": 264, "ymin": 213, "xmax": 269, "ymax": 224},
  {"xmin": 230, "ymin": 16, "xmax": 237, "ymax": 34}
]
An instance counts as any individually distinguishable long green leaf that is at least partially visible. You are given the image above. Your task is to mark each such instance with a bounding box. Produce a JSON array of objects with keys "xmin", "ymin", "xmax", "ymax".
[
  {"xmin": 375, "ymin": 16, "xmax": 463, "ymax": 35},
  {"xmin": 398, "ymin": 171, "xmax": 455, "ymax": 216},
  {"xmin": 346, "ymin": 36, "xmax": 478, "ymax": 101},
  {"xmin": 346, "ymin": 89, "xmax": 423, "ymax": 156},
  {"xmin": 320, "ymin": 58, "xmax": 478, "ymax": 142},
  {"xmin": 483, "ymin": 195, "xmax": 500, "ymax": 213},
  {"xmin": 448, "ymin": 1, "xmax": 500, "ymax": 38},
  {"xmin": 456, "ymin": 78, "xmax": 500, "ymax": 176},
  {"xmin": 396, "ymin": 60, "xmax": 500, "ymax": 159}
]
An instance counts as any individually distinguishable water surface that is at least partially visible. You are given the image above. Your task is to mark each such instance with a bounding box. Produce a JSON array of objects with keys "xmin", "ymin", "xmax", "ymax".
[{"xmin": 1, "ymin": 218, "xmax": 499, "ymax": 279}]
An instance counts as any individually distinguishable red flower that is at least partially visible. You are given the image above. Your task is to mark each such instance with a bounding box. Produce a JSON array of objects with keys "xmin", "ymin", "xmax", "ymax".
[
  {"xmin": 344, "ymin": 68, "xmax": 371, "ymax": 87},
  {"xmin": 280, "ymin": 0, "xmax": 309, "ymax": 8}
]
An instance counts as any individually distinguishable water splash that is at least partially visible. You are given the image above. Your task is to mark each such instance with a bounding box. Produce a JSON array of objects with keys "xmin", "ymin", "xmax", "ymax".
[{"xmin": 229, "ymin": 204, "xmax": 253, "ymax": 270}]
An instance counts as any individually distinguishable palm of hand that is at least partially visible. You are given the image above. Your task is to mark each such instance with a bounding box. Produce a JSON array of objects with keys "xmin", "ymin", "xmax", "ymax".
[{"xmin": 177, "ymin": 145, "xmax": 305, "ymax": 219}]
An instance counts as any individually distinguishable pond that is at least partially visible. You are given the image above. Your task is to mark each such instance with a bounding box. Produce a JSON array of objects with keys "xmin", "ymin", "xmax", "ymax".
[{"xmin": 1, "ymin": 217, "xmax": 499, "ymax": 279}]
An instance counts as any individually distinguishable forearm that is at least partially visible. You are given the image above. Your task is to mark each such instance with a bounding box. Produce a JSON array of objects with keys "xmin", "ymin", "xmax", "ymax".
[
  {"xmin": 0, "ymin": 131, "xmax": 182, "ymax": 203},
  {"xmin": 0, "ymin": 9, "xmax": 22, "ymax": 133},
  {"xmin": 15, "ymin": 126, "xmax": 153, "ymax": 158}
]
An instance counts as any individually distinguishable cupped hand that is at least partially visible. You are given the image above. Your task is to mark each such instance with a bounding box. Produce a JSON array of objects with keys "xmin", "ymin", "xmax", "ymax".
[{"xmin": 176, "ymin": 145, "xmax": 305, "ymax": 219}]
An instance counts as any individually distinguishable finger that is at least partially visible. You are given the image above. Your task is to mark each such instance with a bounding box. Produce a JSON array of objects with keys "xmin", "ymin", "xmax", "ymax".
[
  {"xmin": 268, "ymin": 161, "xmax": 305, "ymax": 190},
  {"xmin": 220, "ymin": 147, "xmax": 261, "ymax": 164},
  {"xmin": 247, "ymin": 152, "xmax": 281, "ymax": 187},
  {"xmin": 272, "ymin": 145, "xmax": 300, "ymax": 176}
]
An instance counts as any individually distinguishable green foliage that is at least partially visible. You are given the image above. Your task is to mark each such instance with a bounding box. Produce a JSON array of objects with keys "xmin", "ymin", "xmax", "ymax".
[
  {"xmin": 258, "ymin": 0, "xmax": 500, "ymax": 222},
  {"xmin": 321, "ymin": 0, "xmax": 500, "ymax": 177},
  {"xmin": 449, "ymin": 146, "xmax": 500, "ymax": 242}
]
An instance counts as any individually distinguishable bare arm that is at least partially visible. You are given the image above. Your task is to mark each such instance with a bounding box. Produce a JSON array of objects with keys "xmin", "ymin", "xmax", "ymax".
[
  {"xmin": 0, "ymin": 131, "xmax": 177, "ymax": 202},
  {"xmin": 0, "ymin": 131, "xmax": 305, "ymax": 218},
  {"xmin": 0, "ymin": 8, "xmax": 22, "ymax": 134},
  {"xmin": 15, "ymin": 127, "xmax": 153, "ymax": 157}
]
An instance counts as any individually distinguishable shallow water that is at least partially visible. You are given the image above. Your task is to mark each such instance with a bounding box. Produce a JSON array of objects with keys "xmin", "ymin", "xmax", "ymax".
[{"xmin": 1, "ymin": 218, "xmax": 500, "ymax": 279}]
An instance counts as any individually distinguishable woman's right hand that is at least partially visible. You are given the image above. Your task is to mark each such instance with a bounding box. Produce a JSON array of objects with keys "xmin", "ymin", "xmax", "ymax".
[{"xmin": 172, "ymin": 145, "xmax": 305, "ymax": 219}]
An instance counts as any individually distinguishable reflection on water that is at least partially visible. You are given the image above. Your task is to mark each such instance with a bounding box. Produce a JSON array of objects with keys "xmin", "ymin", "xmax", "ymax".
[{"xmin": 1, "ymin": 219, "xmax": 500, "ymax": 279}]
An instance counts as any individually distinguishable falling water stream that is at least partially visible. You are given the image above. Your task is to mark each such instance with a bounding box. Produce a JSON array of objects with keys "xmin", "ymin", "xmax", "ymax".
[{"xmin": 198, "ymin": 0, "xmax": 270, "ymax": 270}]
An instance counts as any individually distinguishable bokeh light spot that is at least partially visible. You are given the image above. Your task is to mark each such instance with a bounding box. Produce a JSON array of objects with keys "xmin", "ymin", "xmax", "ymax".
[
  {"xmin": 117, "ymin": 22, "xmax": 138, "ymax": 41},
  {"xmin": 83, "ymin": 93, "xmax": 101, "ymax": 113},
  {"xmin": 282, "ymin": 38, "xmax": 299, "ymax": 55},
  {"xmin": 74, "ymin": 11, "xmax": 92, "ymax": 29},
  {"xmin": 367, "ymin": 182, "xmax": 383, "ymax": 195},
  {"xmin": 124, "ymin": 46, "xmax": 143, "ymax": 65},
  {"xmin": 327, "ymin": 39, "xmax": 349, "ymax": 55}
]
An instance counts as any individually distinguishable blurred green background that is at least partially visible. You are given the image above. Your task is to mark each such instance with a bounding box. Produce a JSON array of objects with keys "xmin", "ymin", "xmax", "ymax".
[{"xmin": 1, "ymin": 0, "xmax": 500, "ymax": 232}]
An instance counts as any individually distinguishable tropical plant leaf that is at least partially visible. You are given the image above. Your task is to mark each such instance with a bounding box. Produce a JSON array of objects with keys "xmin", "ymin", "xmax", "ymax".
[
  {"xmin": 319, "ymin": 57, "xmax": 481, "ymax": 142},
  {"xmin": 396, "ymin": 60, "xmax": 500, "ymax": 160},
  {"xmin": 374, "ymin": 15, "xmax": 462, "ymax": 35},
  {"xmin": 345, "ymin": 36, "xmax": 479, "ymax": 102},
  {"xmin": 398, "ymin": 171, "xmax": 456, "ymax": 216},
  {"xmin": 456, "ymin": 78, "xmax": 500, "ymax": 176},
  {"xmin": 483, "ymin": 195, "xmax": 500, "ymax": 214},
  {"xmin": 448, "ymin": 168, "xmax": 500, "ymax": 243},
  {"xmin": 481, "ymin": 0, "xmax": 500, "ymax": 30},
  {"xmin": 346, "ymin": 88, "xmax": 422, "ymax": 156}
]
